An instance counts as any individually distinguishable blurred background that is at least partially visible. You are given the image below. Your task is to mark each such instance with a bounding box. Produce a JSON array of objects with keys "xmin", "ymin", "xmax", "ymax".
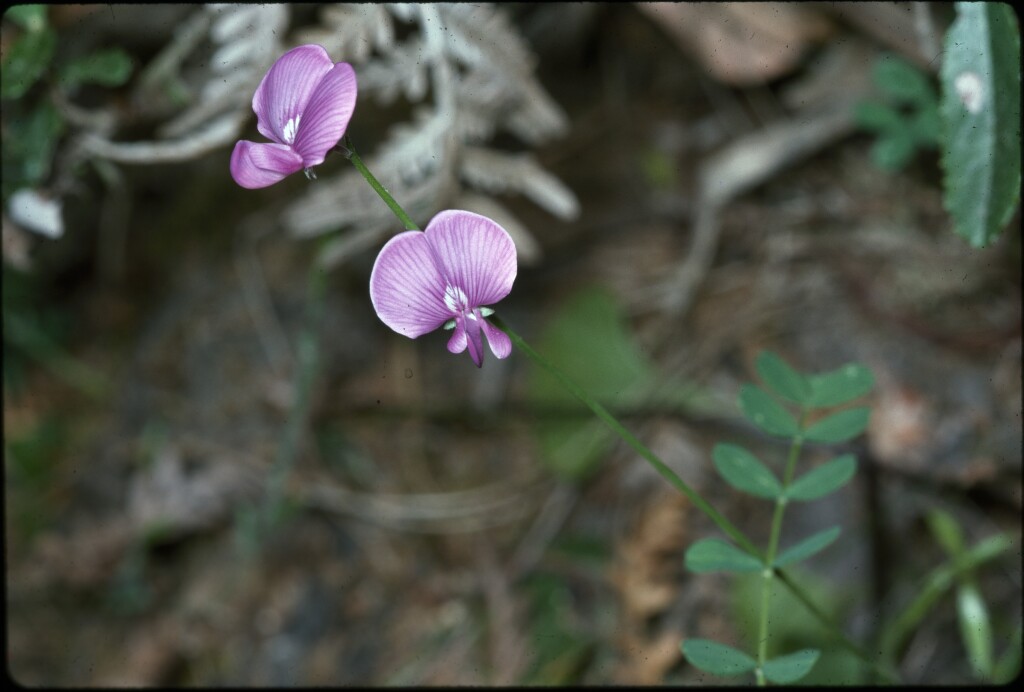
[{"xmin": 3, "ymin": 3, "xmax": 1020, "ymax": 685}]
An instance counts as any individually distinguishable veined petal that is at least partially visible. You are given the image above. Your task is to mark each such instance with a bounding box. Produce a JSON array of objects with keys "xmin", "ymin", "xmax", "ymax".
[
  {"xmin": 230, "ymin": 140, "xmax": 304, "ymax": 189},
  {"xmin": 423, "ymin": 210, "xmax": 517, "ymax": 309},
  {"xmin": 252, "ymin": 44, "xmax": 334, "ymax": 144},
  {"xmin": 481, "ymin": 318, "xmax": 512, "ymax": 360},
  {"xmin": 465, "ymin": 311, "xmax": 484, "ymax": 367},
  {"xmin": 293, "ymin": 62, "xmax": 357, "ymax": 167},
  {"xmin": 447, "ymin": 318, "xmax": 468, "ymax": 354},
  {"xmin": 370, "ymin": 231, "xmax": 454, "ymax": 338}
]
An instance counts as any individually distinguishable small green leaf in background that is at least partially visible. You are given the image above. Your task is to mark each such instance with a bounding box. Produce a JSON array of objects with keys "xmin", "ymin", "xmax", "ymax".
[
  {"xmin": 2, "ymin": 101, "xmax": 66, "ymax": 199},
  {"xmin": 874, "ymin": 53, "xmax": 936, "ymax": 105},
  {"xmin": 774, "ymin": 526, "xmax": 841, "ymax": 567},
  {"xmin": 756, "ymin": 351, "xmax": 812, "ymax": 405},
  {"xmin": 940, "ymin": 2, "xmax": 1021, "ymax": 248},
  {"xmin": 713, "ymin": 443, "xmax": 782, "ymax": 499},
  {"xmin": 762, "ymin": 648, "xmax": 821, "ymax": 684},
  {"xmin": 528, "ymin": 287, "xmax": 655, "ymax": 480},
  {"xmin": 59, "ymin": 48, "xmax": 134, "ymax": 89},
  {"xmin": 926, "ymin": 508, "xmax": 967, "ymax": 557},
  {"xmin": 739, "ymin": 384, "xmax": 799, "ymax": 437},
  {"xmin": 4, "ymin": 4, "xmax": 49, "ymax": 31},
  {"xmin": 685, "ymin": 538, "xmax": 764, "ymax": 573},
  {"xmin": 0, "ymin": 25, "xmax": 56, "ymax": 99},
  {"xmin": 803, "ymin": 407, "xmax": 870, "ymax": 443},
  {"xmin": 681, "ymin": 639, "xmax": 757, "ymax": 677},
  {"xmin": 786, "ymin": 454, "xmax": 857, "ymax": 501},
  {"xmin": 807, "ymin": 363, "xmax": 874, "ymax": 408},
  {"xmin": 957, "ymin": 584, "xmax": 994, "ymax": 679}
]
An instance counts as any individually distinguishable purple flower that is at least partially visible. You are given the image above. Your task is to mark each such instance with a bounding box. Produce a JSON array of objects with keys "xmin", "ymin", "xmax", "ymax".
[
  {"xmin": 370, "ymin": 210, "xmax": 517, "ymax": 368},
  {"xmin": 230, "ymin": 44, "xmax": 357, "ymax": 189}
]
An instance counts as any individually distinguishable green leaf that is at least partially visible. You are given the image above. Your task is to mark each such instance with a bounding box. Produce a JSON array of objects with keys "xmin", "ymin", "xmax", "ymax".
[
  {"xmin": 1, "ymin": 26, "xmax": 56, "ymax": 99},
  {"xmin": 59, "ymin": 48, "xmax": 134, "ymax": 89},
  {"xmin": 875, "ymin": 54, "xmax": 936, "ymax": 105},
  {"xmin": 787, "ymin": 454, "xmax": 857, "ymax": 501},
  {"xmin": 803, "ymin": 407, "xmax": 870, "ymax": 443},
  {"xmin": 4, "ymin": 5, "xmax": 48, "ymax": 31},
  {"xmin": 940, "ymin": 2, "xmax": 1021, "ymax": 248},
  {"xmin": 774, "ymin": 526, "xmax": 841, "ymax": 567},
  {"xmin": 685, "ymin": 538, "xmax": 765, "ymax": 573},
  {"xmin": 681, "ymin": 639, "xmax": 757, "ymax": 677},
  {"xmin": 527, "ymin": 287, "xmax": 655, "ymax": 480},
  {"xmin": 756, "ymin": 351, "xmax": 812, "ymax": 405},
  {"xmin": 739, "ymin": 384, "xmax": 799, "ymax": 437},
  {"xmin": 2, "ymin": 101, "xmax": 65, "ymax": 196},
  {"xmin": 854, "ymin": 101, "xmax": 903, "ymax": 134},
  {"xmin": 762, "ymin": 648, "xmax": 821, "ymax": 683},
  {"xmin": 871, "ymin": 134, "xmax": 918, "ymax": 172},
  {"xmin": 957, "ymin": 584, "xmax": 994, "ymax": 679},
  {"xmin": 926, "ymin": 508, "xmax": 966, "ymax": 557},
  {"xmin": 806, "ymin": 363, "xmax": 874, "ymax": 408},
  {"xmin": 712, "ymin": 443, "xmax": 782, "ymax": 499}
]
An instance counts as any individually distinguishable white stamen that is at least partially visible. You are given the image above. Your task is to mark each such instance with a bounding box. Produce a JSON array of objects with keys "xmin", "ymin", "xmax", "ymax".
[
  {"xmin": 283, "ymin": 115, "xmax": 301, "ymax": 144},
  {"xmin": 444, "ymin": 284, "xmax": 468, "ymax": 313}
]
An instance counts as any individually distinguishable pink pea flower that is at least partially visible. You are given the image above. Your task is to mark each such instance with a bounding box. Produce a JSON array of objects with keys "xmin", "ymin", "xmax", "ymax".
[
  {"xmin": 230, "ymin": 44, "xmax": 357, "ymax": 189},
  {"xmin": 370, "ymin": 211, "xmax": 517, "ymax": 368}
]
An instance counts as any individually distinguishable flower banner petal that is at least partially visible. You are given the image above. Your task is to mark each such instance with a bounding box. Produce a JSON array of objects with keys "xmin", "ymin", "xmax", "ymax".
[
  {"xmin": 371, "ymin": 231, "xmax": 454, "ymax": 338},
  {"xmin": 424, "ymin": 210, "xmax": 517, "ymax": 309},
  {"xmin": 252, "ymin": 44, "xmax": 334, "ymax": 144},
  {"xmin": 230, "ymin": 141, "xmax": 304, "ymax": 189},
  {"xmin": 292, "ymin": 62, "xmax": 357, "ymax": 167}
]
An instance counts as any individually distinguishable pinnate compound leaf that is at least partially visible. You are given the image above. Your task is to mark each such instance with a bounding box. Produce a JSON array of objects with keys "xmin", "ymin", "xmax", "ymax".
[
  {"xmin": 756, "ymin": 351, "xmax": 812, "ymax": 405},
  {"xmin": 685, "ymin": 539, "xmax": 764, "ymax": 574},
  {"xmin": 713, "ymin": 443, "xmax": 782, "ymax": 499},
  {"xmin": 803, "ymin": 407, "xmax": 869, "ymax": 443},
  {"xmin": 774, "ymin": 526, "xmax": 841, "ymax": 567},
  {"xmin": 806, "ymin": 363, "xmax": 874, "ymax": 408},
  {"xmin": 786, "ymin": 454, "xmax": 856, "ymax": 501},
  {"xmin": 681, "ymin": 639, "xmax": 757, "ymax": 677},
  {"xmin": 739, "ymin": 385, "xmax": 799, "ymax": 437},
  {"xmin": 940, "ymin": 2, "xmax": 1021, "ymax": 248},
  {"xmin": 762, "ymin": 648, "xmax": 821, "ymax": 683}
]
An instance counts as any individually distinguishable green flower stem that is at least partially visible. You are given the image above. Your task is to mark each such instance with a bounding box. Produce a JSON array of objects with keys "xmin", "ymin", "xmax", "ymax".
[
  {"xmin": 757, "ymin": 416, "xmax": 807, "ymax": 685},
  {"xmin": 494, "ymin": 316, "xmax": 759, "ymax": 554},
  {"xmin": 340, "ymin": 135, "xmax": 420, "ymax": 231}
]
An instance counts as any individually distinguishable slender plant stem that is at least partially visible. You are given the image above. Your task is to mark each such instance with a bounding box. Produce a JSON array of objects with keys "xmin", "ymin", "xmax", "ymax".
[
  {"xmin": 339, "ymin": 135, "xmax": 420, "ymax": 231},
  {"xmin": 756, "ymin": 416, "xmax": 806, "ymax": 685},
  {"xmin": 492, "ymin": 316, "xmax": 761, "ymax": 556}
]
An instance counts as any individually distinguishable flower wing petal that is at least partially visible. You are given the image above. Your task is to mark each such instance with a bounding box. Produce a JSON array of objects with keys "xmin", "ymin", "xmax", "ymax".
[
  {"xmin": 370, "ymin": 231, "xmax": 453, "ymax": 338},
  {"xmin": 481, "ymin": 318, "xmax": 512, "ymax": 360},
  {"xmin": 252, "ymin": 44, "xmax": 334, "ymax": 144},
  {"xmin": 424, "ymin": 210, "xmax": 517, "ymax": 309},
  {"xmin": 447, "ymin": 319, "xmax": 468, "ymax": 354},
  {"xmin": 292, "ymin": 62, "xmax": 357, "ymax": 167},
  {"xmin": 230, "ymin": 141, "xmax": 304, "ymax": 189}
]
